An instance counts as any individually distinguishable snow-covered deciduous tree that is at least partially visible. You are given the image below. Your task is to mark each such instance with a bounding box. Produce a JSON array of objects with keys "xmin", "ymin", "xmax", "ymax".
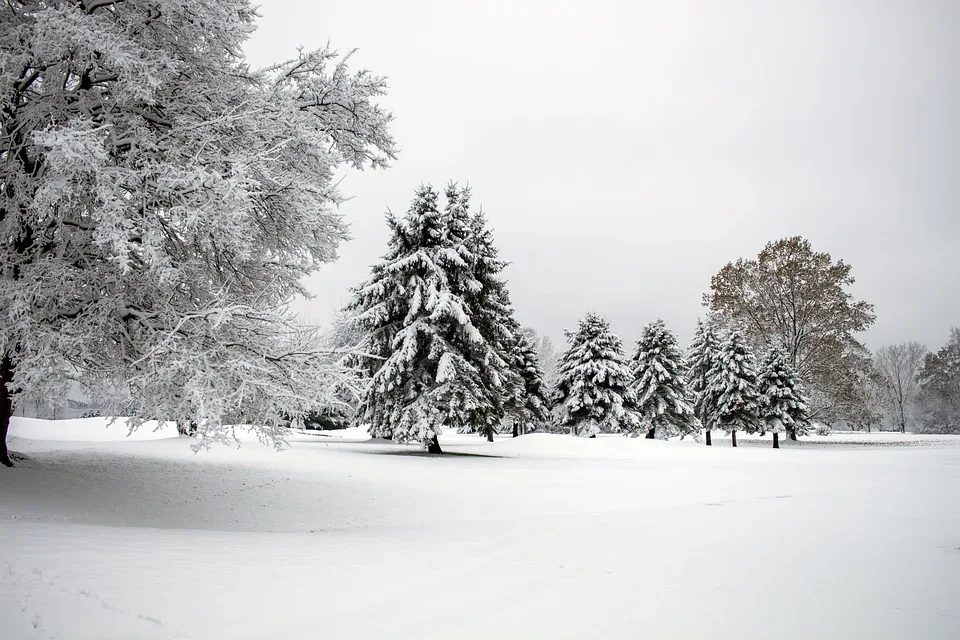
[
  {"xmin": 705, "ymin": 237, "xmax": 875, "ymax": 426},
  {"xmin": 705, "ymin": 331, "xmax": 761, "ymax": 447},
  {"xmin": 551, "ymin": 313, "xmax": 639, "ymax": 437},
  {"xmin": 348, "ymin": 185, "xmax": 516, "ymax": 452},
  {"xmin": 629, "ymin": 319, "xmax": 699, "ymax": 440},
  {"xmin": 687, "ymin": 318, "xmax": 721, "ymax": 445},
  {"xmin": 0, "ymin": 1, "xmax": 396, "ymax": 465},
  {"xmin": 757, "ymin": 348, "xmax": 811, "ymax": 448},
  {"xmin": 873, "ymin": 342, "xmax": 927, "ymax": 433}
]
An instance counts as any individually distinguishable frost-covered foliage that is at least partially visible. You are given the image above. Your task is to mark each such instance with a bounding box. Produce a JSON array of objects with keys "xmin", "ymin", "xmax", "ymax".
[
  {"xmin": 687, "ymin": 319, "xmax": 721, "ymax": 435},
  {"xmin": 630, "ymin": 319, "xmax": 700, "ymax": 440},
  {"xmin": 552, "ymin": 313, "xmax": 639, "ymax": 437},
  {"xmin": 0, "ymin": 0, "xmax": 396, "ymax": 461},
  {"xmin": 757, "ymin": 347, "xmax": 810, "ymax": 439},
  {"xmin": 347, "ymin": 184, "xmax": 529, "ymax": 449},
  {"xmin": 705, "ymin": 331, "xmax": 761, "ymax": 438}
]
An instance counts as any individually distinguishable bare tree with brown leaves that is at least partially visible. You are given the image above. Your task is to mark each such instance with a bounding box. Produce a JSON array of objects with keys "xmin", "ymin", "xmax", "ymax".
[
  {"xmin": 874, "ymin": 342, "xmax": 927, "ymax": 433},
  {"xmin": 704, "ymin": 237, "xmax": 875, "ymax": 432}
]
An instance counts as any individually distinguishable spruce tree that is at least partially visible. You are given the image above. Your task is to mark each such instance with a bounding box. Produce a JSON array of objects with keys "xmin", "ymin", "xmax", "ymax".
[
  {"xmin": 458, "ymin": 193, "xmax": 525, "ymax": 441},
  {"xmin": 706, "ymin": 330, "xmax": 761, "ymax": 447},
  {"xmin": 552, "ymin": 313, "xmax": 639, "ymax": 437},
  {"xmin": 688, "ymin": 319, "xmax": 721, "ymax": 445},
  {"xmin": 758, "ymin": 347, "xmax": 811, "ymax": 448},
  {"xmin": 511, "ymin": 332, "xmax": 550, "ymax": 436},
  {"xmin": 630, "ymin": 319, "xmax": 700, "ymax": 440},
  {"xmin": 348, "ymin": 185, "xmax": 499, "ymax": 452}
]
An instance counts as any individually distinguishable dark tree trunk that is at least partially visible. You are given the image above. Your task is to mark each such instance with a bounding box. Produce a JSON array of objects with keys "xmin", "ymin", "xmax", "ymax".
[
  {"xmin": 645, "ymin": 428, "xmax": 656, "ymax": 439},
  {"xmin": 773, "ymin": 432, "xmax": 779, "ymax": 449},
  {"xmin": 731, "ymin": 430, "xmax": 737, "ymax": 448},
  {"xmin": 705, "ymin": 430, "xmax": 712, "ymax": 446},
  {"xmin": 1, "ymin": 353, "xmax": 15, "ymax": 467},
  {"xmin": 177, "ymin": 421, "xmax": 199, "ymax": 437},
  {"xmin": 787, "ymin": 426, "xmax": 798, "ymax": 441},
  {"xmin": 759, "ymin": 430, "xmax": 766, "ymax": 437},
  {"xmin": 426, "ymin": 434, "xmax": 443, "ymax": 454},
  {"xmin": 486, "ymin": 428, "xmax": 494, "ymax": 443},
  {"xmin": 512, "ymin": 423, "xmax": 518, "ymax": 438}
]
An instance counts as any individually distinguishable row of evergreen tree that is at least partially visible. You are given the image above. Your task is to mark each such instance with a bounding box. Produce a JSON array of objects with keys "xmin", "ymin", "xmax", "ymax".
[
  {"xmin": 347, "ymin": 184, "xmax": 810, "ymax": 451},
  {"xmin": 554, "ymin": 314, "xmax": 811, "ymax": 448}
]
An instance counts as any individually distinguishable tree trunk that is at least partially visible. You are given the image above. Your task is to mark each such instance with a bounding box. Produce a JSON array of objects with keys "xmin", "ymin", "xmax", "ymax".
[
  {"xmin": 731, "ymin": 430, "xmax": 737, "ymax": 448},
  {"xmin": 788, "ymin": 427, "xmax": 798, "ymax": 441},
  {"xmin": 645, "ymin": 428, "xmax": 656, "ymax": 439},
  {"xmin": 705, "ymin": 430, "xmax": 712, "ymax": 446},
  {"xmin": 486, "ymin": 428, "xmax": 494, "ymax": 443},
  {"xmin": 512, "ymin": 423, "xmax": 518, "ymax": 438},
  {"xmin": 773, "ymin": 432, "xmax": 779, "ymax": 449},
  {"xmin": 0, "ymin": 353, "xmax": 15, "ymax": 467},
  {"xmin": 426, "ymin": 433, "xmax": 443, "ymax": 454},
  {"xmin": 759, "ymin": 430, "xmax": 766, "ymax": 437}
]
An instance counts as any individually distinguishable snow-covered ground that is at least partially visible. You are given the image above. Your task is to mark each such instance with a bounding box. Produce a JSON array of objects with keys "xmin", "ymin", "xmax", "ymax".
[{"xmin": 2, "ymin": 419, "xmax": 959, "ymax": 639}]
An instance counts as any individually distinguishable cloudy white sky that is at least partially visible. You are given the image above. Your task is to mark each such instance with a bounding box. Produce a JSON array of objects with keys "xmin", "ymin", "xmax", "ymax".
[{"xmin": 244, "ymin": 0, "xmax": 959, "ymax": 350}]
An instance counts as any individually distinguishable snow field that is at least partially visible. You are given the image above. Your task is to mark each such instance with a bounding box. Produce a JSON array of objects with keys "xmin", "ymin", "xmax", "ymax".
[{"xmin": 2, "ymin": 418, "xmax": 959, "ymax": 639}]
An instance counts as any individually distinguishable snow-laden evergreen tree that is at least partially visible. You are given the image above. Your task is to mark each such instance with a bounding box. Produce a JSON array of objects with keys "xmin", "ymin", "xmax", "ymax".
[
  {"xmin": 458, "ymin": 192, "xmax": 526, "ymax": 441},
  {"xmin": 758, "ymin": 348, "xmax": 811, "ymax": 448},
  {"xmin": 687, "ymin": 319, "xmax": 721, "ymax": 445},
  {"xmin": 552, "ymin": 313, "xmax": 639, "ymax": 437},
  {"xmin": 706, "ymin": 331, "xmax": 762, "ymax": 447},
  {"xmin": 0, "ymin": 1, "xmax": 396, "ymax": 464},
  {"xmin": 348, "ymin": 185, "xmax": 507, "ymax": 452},
  {"xmin": 630, "ymin": 319, "xmax": 700, "ymax": 440},
  {"xmin": 511, "ymin": 332, "xmax": 550, "ymax": 436}
]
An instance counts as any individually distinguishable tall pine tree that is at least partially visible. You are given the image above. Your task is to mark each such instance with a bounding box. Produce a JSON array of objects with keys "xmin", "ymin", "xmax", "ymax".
[
  {"xmin": 630, "ymin": 319, "xmax": 700, "ymax": 440},
  {"xmin": 348, "ymin": 185, "xmax": 498, "ymax": 452},
  {"xmin": 688, "ymin": 319, "xmax": 721, "ymax": 445},
  {"xmin": 348, "ymin": 183, "xmax": 536, "ymax": 451},
  {"xmin": 459, "ymin": 193, "xmax": 526, "ymax": 441},
  {"xmin": 758, "ymin": 347, "xmax": 811, "ymax": 448},
  {"xmin": 706, "ymin": 330, "xmax": 761, "ymax": 447},
  {"xmin": 552, "ymin": 313, "xmax": 639, "ymax": 437}
]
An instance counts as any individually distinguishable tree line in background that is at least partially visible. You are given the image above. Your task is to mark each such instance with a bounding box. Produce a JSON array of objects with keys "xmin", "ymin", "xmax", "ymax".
[{"xmin": 871, "ymin": 330, "xmax": 960, "ymax": 435}]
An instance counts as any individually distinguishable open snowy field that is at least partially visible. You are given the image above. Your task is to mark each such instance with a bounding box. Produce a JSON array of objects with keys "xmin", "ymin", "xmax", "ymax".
[{"xmin": 2, "ymin": 419, "xmax": 959, "ymax": 639}]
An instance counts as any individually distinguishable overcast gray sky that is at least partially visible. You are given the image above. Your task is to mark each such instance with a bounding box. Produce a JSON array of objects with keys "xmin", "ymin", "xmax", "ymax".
[{"xmin": 244, "ymin": 0, "xmax": 959, "ymax": 350}]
